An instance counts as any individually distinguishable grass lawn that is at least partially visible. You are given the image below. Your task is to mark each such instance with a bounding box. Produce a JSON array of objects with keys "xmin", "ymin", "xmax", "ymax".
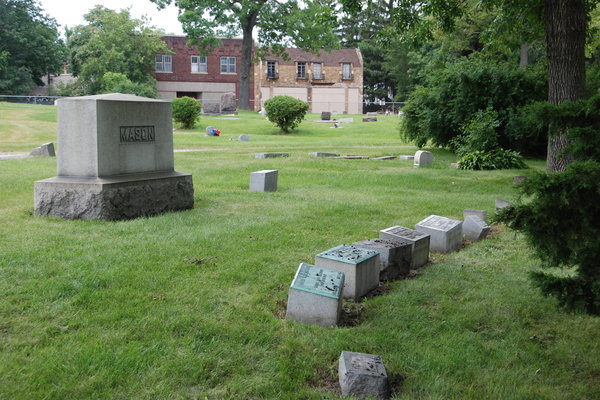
[{"xmin": 0, "ymin": 101, "xmax": 598, "ymax": 399}]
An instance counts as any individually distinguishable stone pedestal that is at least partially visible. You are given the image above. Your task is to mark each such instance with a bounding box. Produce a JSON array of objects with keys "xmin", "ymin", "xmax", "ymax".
[
  {"xmin": 33, "ymin": 93, "xmax": 194, "ymax": 220},
  {"xmin": 314, "ymin": 245, "xmax": 379, "ymax": 300},
  {"xmin": 339, "ymin": 351, "xmax": 390, "ymax": 399},
  {"xmin": 352, "ymin": 238, "xmax": 411, "ymax": 280},
  {"xmin": 250, "ymin": 170, "xmax": 278, "ymax": 192},
  {"xmin": 379, "ymin": 226, "xmax": 430, "ymax": 268},
  {"xmin": 415, "ymin": 215, "xmax": 462, "ymax": 253},
  {"xmin": 286, "ymin": 263, "xmax": 344, "ymax": 327},
  {"xmin": 414, "ymin": 150, "xmax": 434, "ymax": 167},
  {"xmin": 463, "ymin": 215, "xmax": 491, "ymax": 241}
]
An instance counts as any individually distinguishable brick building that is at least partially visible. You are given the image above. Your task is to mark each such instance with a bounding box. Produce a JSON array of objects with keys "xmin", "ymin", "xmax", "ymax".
[
  {"xmin": 155, "ymin": 36, "xmax": 253, "ymax": 110},
  {"xmin": 254, "ymin": 48, "xmax": 363, "ymax": 114}
]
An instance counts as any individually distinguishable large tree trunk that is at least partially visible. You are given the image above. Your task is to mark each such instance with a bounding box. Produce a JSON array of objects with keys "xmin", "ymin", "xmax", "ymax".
[
  {"xmin": 239, "ymin": 13, "xmax": 258, "ymax": 110},
  {"xmin": 544, "ymin": 0, "xmax": 586, "ymax": 172}
]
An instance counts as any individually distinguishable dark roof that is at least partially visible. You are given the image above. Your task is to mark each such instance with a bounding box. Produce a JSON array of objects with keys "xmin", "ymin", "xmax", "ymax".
[{"xmin": 265, "ymin": 48, "xmax": 362, "ymax": 66}]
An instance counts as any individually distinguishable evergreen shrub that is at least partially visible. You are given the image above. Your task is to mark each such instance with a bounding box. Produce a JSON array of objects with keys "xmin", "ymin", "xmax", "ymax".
[
  {"xmin": 172, "ymin": 96, "xmax": 201, "ymax": 129},
  {"xmin": 264, "ymin": 95, "xmax": 309, "ymax": 133}
]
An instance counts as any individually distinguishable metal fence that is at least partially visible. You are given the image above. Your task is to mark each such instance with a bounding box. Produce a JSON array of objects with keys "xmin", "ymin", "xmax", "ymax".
[{"xmin": 0, "ymin": 95, "xmax": 62, "ymax": 105}]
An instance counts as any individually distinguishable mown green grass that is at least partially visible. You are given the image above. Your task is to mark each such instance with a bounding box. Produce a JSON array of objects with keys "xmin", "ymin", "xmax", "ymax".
[{"xmin": 0, "ymin": 102, "xmax": 597, "ymax": 399}]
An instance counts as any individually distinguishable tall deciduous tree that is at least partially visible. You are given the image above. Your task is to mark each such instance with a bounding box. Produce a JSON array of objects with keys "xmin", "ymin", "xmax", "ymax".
[
  {"xmin": 341, "ymin": 0, "xmax": 597, "ymax": 171},
  {"xmin": 67, "ymin": 6, "xmax": 168, "ymax": 96},
  {"xmin": 0, "ymin": 0, "xmax": 65, "ymax": 94},
  {"xmin": 150, "ymin": 0, "xmax": 339, "ymax": 110}
]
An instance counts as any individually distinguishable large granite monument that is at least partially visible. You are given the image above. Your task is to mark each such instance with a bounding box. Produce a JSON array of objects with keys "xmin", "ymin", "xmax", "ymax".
[{"xmin": 34, "ymin": 94, "xmax": 194, "ymax": 220}]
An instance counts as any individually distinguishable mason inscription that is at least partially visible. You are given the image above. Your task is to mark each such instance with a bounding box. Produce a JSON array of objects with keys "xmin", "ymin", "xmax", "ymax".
[{"xmin": 120, "ymin": 126, "xmax": 155, "ymax": 143}]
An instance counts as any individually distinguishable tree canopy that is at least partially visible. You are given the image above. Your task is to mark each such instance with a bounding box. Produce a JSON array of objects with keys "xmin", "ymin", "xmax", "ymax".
[
  {"xmin": 0, "ymin": 0, "xmax": 65, "ymax": 94},
  {"xmin": 150, "ymin": 0, "xmax": 339, "ymax": 109},
  {"xmin": 65, "ymin": 6, "xmax": 168, "ymax": 96}
]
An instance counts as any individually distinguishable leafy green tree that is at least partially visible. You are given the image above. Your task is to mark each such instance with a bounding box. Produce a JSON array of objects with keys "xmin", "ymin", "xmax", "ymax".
[
  {"xmin": 101, "ymin": 72, "xmax": 157, "ymax": 98},
  {"xmin": 150, "ymin": 0, "xmax": 339, "ymax": 110},
  {"xmin": 0, "ymin": 0, "xmax": 65, "ymax": 94},
  {"xmin": 341, "ymin": 0, "xmax": 598, "ymax": 172},
  {"xmin": 67, "ymin": 6, "xmax": 168, "ymax": 95}
]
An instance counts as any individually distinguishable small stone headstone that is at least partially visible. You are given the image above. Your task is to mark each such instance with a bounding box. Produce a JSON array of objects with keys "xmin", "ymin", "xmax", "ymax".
[
  {"xmin": 255, "ymin": 153, "xmax": 289, "ymax": 159},
  {"xmin": 463, "ymin": 215, "xmax": 491, "ymax": 241},
  {"xmin": 321, "ymin": 111, "xmax": 331, "ymax": 120},
  {"xmin": 205, "ymin": 126, "xmax": 217, "ymax": 136},
  {"xmin": 495, "ymin": 199, "xmax": 514, "ymax": 211},
  {"xmin": 30, "ymin": 142, "xmax": 55, "ymax": 157},
  {"xmin": 463, "ymin": 209, "xmax": 487, "ymax": 224},
  {"xmin": 399, "ymin": 155, "xmax": 414, "ymax": 160},
  {"xmin": 414, "ymin": 150, "xmax": 434, "ymax": 168},
  {"xmin": 415, "ymin": 215, "xmax": 463, "ymax": 253},
  {"xmin": 250, "ymin": 169, "xmax": 278, "ymax": 192},
  {"xmin": 314, "ymin": 245, "xmax": 380, "ymax": 300},
  {"xmin": 220, "ymin": 92, "xmax": 237, "ymax": 113},
  {"xmin": 339, "ymin": 351, "xmax": 390, "ymax": 399},
  {"xmin": 380, "ymin": 226, "xmax": 430, "ymax": 268},
  {"xmin": 238, "ymin": 134, "xmax": 250, "ymax": 142},
  {"xmin": 286, "ymin": 263, "xmax": 344, "ymax": 327},
  {"xmin": 352, "ymin": 238, "xmax": 411, "ymax": 280},
  {"xmin": 362, "ymin": 117, "xmax": 377, "ymax": 122},
  {"xmin": 336, "ymin": 155, "xmax": 369, "ymax": 159},
  {"xmin": 309, "ymin": 152, "xmax": 339, "ymax": 157}
]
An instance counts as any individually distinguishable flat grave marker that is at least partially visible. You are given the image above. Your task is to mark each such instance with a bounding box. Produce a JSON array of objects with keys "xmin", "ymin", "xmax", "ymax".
[{"xmin": 339, "ymin": 351, "xmax": 390, "ymax": 399}]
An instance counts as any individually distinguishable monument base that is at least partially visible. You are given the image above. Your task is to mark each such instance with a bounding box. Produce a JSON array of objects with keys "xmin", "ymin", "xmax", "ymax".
[{"xmin": 34, "ymin": 171, "xmax": 194, "ymax": 220}]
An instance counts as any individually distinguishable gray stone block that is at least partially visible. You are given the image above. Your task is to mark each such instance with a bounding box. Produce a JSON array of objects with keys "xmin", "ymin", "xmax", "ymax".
[
  {"xmin": 379, "ymin": 226, "xmax": 430, "ymax": 268},
  {"xmin": 314, "ymin": 245, "xmax": 379, "ymax": 300},
  {"xmin": 463, "ymin": 215, "xmax": 491, "ymax": 241},
  {"xmin": 238, "ymin": 134, "xmax": 250, "ymax": 142},
  {"xmin": 202, "ymin": 102, "xmax": 220, "ymax": 115},
  {"xmin": 415, "ymin": 215, "xmax": 463, "ymax": 253},
  {"xmin": 286, "ymin": 263, "xmax": 344, "ymax": 327},
  {"xmin": 250, "ymin": 169, "xmax": 278, "ymax": 192},
  {"xmin": 321, "ymin": 111, "xmax": 331, "ymax": 120},
  {"xmin": 496, "ymin": 198, "xmax": 514, "ymax": 211},
  {"xmin": 309, "ymin": 152, "xmax": 339, "ymax": 157},
  {"xmin": 255, "ymin": 153, "xmax": 289, "ymax": 159},
  {"xmin": 34, "ymin": 172, "xmax": 193, "ymax": 220},
  {"xmin": 362, "ymin": 117, "xmax": 377, "ymax": 122},
  {"xmin": 205, "ymin": 126, "xmax": 218, "ymax": 136},
  {"xmin": 463, "ymin": 209, "xmax": 487, "ymax": 223},
  {"xmin": 374, "ymin": 156, "xmax": 397, "ymax": 160},
  {"xmin": 339, "ymin": 351, "xmax": 390, "ymax": 399},
  {"xmin": 352, "ymin": 239, "xmax": 411, "ymax": 280},
  {"xmin": 220, "ymin": 92, "xmax": 237, "ymax": 112},
  {"xmin": 413, "ymin": 150, "xmax": 434, "ymax": 168},
  {"xmin": 399, "ymin": 155, "xmax": 414, "ymax": 160},
  {"xmin": 30, "ymin": 142, "xmax": 55, "ymax": 157}
]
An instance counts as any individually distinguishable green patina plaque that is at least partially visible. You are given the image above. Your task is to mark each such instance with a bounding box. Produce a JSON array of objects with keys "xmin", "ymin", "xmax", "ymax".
[
  {"xmin": 291, "ymin": 263, "xmax": 344, "ymax": 299},
  {"xmin": 316, "ymin": 244, "xmax": 379, "ymax": 264}
]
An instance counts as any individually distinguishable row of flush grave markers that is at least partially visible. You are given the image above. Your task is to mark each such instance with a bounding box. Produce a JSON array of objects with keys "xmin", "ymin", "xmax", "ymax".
[{"xmin": 285, "ymin": 211, "xmax": 493, "ymax": 399}]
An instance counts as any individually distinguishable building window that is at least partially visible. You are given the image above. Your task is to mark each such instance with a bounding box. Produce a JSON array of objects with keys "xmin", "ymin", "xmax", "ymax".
[
  {"xmin": 313, "ymin": 62, "xmax": 323, "ymax": 79},
  {"xmin": 267, "ymin": 61, "xmax": 277, "ymax": 79},
  {"xmin": 191, "ymin": 56, "xmax": 207, "ymax": 73},
  {"xmin": 156, "ymin": 55, "xmax": 172, "ymax": 72},
  {"xmin": 342, "ymin": 63, "xmax": 353, "ymax": 80},
  {"xmin": 297, "ymin": 62, "xmax": 306, "ymax": 79},
  {"xmin": 220, "ymin": 57, "xmax": 236, "ymax": 73}
]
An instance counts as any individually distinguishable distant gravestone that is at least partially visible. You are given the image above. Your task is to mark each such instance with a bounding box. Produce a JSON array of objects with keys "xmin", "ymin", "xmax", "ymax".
[
  {"xmin": 362, "ymin": 117, "xmax": 377, "ymax": 122},
  {"xmin": 339, "ymin": 351, "xmax": 390, "ymax": 399},
  {"xmin": 352, "ymin": 238, "xmax": 411, "ymax": 280},
  {"xmin": 463, "ymin": 215, "xmax": 491, "ymax": 241},
  {"xmin": 413, "ymin": 150, "xmax": 434, "ymax": 168},
  {"xmin": 250, "ymin": 169, "xmax": 278, "ymax": 192},
  {"xmin": 239, "ymin": 134, "xmax": 250, "ymax": 142},
  {"xmin": 379, "ymin": 226, "xmax": 430, "ymax": 268},
  {"xmin": 415, "ymin": 215, "xmax": 463, "ymax": 253},
  {"xmin": 399, "ymin": 155, "xmax": 414, "ymax": 160},
  {"xmin": 336, "ymin": 155, "xmax": 369, "ymax": 159},
  {"xmin": 286, "ymin": 263, "xmax": 344, "ymax": 327},
  {"xmin": 321, "ymin": 111, "xmax": 331, "ymax": 120},
  {"xmin": 309, "ymin": 152, "xmax": 339, "ymax": 157},
  {"xmin": 220, "ymin": 92, "xmax": 237, "ymax": 114},
  {"xmin": 255, "ymin": 152, "xmax": 289, "ymax": 159},
  {"xmin": 315, "ymin": 245, "xmax": 379, "ymax": 300},
  {"xmin": 463, "ymin": 209, "xmax": 487, "ymax": 223},
  {"xmin": 202, "ymin": 102, "xmax": 220, "ymax": 115},
  {"xmin": 30, "ymin": 142, "xmax": 55, "ymax": 157},
  {"xmin": 374, "ymin": 156, "xmax": 397, "ymax": 160},
  {"xmin": 366, "ymin": 112, "xmax": 378, "ymax": 117},
  {"xmin": 34, "ymin": 93, "xmax": 193, "ymax": 220},
  {"xmin": 205, "ymin": 126, "xmax": 217, "ymax": 136},
  {"xmin": 495, "ymin": 199, "xmax": 514, "ymax": 211}
]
